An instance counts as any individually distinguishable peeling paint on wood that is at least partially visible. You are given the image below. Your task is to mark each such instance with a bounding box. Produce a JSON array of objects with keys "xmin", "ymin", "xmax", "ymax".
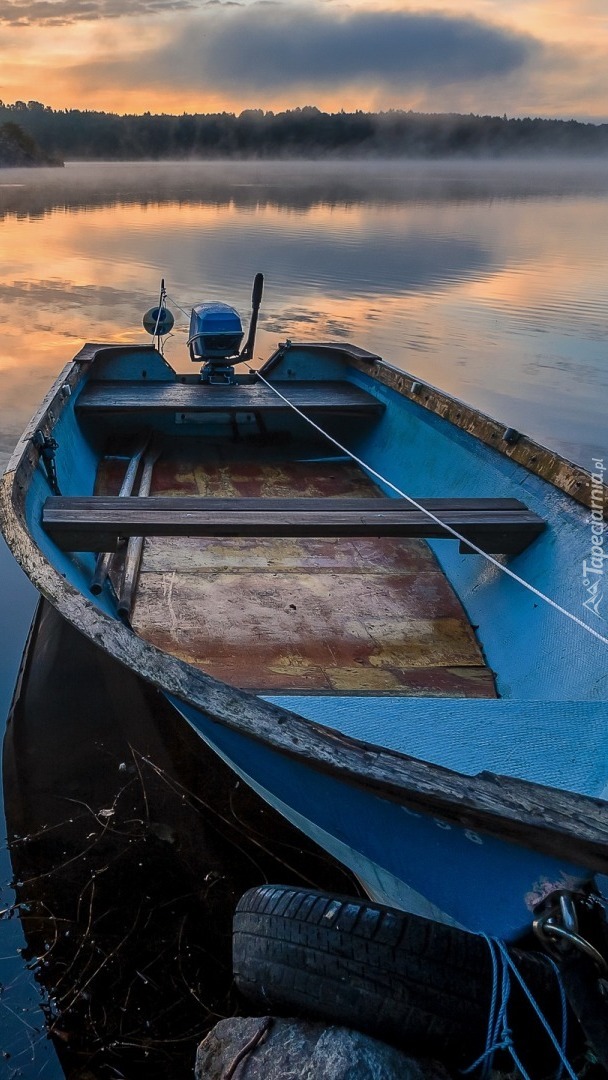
[
  {"xmin": 131, "ymin": 454, "xmax": 496, "ymax": 696},
  {"xmin": 138, "ymin": 536, "xmax": 440, "ymax": 575},
  {"xmin": 347, "ymin": 356, "xmax": 608, "ymax": 513},
  {"xmin": 150, "ymin": 454, "xmax": 380, "ymax": 500}
]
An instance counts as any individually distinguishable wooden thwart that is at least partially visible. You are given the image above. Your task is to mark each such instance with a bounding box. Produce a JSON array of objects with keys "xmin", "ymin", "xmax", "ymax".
[
  {"xmin": 75, "ymin": 380, "xmax": 384, "ymax": 416},
  {"xmin": 43, "ymin": 495, "xmax": 545, "ymax": 554}
]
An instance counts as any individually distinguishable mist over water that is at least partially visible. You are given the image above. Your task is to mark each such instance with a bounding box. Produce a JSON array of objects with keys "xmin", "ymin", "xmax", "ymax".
[
  {"xmin": 0, "ymin": 158, "xmax": 607, "ymax": 1075},
  {"xmin": 3, "ymin": 158, "xmax": 608, "ymax": 216}
]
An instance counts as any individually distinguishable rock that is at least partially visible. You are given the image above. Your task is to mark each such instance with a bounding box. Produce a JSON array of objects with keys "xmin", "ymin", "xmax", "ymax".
[{"xmin": 195, "ymin": 1016, "xmax": 450, "ymax": 1080}]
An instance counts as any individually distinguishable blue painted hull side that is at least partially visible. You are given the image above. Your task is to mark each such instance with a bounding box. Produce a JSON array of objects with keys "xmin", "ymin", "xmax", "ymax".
[
  {"xmin": 263, "ymin": 696, "xmax": 608, "ymax": 800},
  {"xmin": 168, "ymin": 694, "xmax": 591, "ymax": 940},
  {"xmin": 24, "ymin": 379, "xmax": 116, "ymax": 618}
]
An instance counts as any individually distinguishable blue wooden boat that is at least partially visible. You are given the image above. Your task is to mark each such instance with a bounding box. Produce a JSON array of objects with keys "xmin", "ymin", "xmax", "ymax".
[{"xmin": 2, "ymin": 276, "xmax": 607, "ymax": 944}]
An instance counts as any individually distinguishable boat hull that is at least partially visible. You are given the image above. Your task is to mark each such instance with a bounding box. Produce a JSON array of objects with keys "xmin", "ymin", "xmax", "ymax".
[{"xmin": 169, "ymin": 694, "xmax": 591, "ymax": 939}]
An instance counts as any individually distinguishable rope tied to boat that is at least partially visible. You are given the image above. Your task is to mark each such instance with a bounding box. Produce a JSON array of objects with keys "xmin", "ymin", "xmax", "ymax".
[
  {"xmin": 166, "ymin": 293, "xmax": 196, "ymax": 318},
  {"xmin": 461, "ymin": 937, "xmax": 574, "ymax": 1080},
  {"xmin": 245, "ymin": 365, "xmax": 608, "ymax": 650}
]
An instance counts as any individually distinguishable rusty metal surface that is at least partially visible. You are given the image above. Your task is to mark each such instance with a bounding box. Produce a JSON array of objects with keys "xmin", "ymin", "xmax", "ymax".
[
  {"xmin": 95, "ymin": 457, "xmax": 130, "ymax": 495},
  {"xmin": 150, "ymin": 452, "xmax": 380, "ymax": 500},
  {"xmin": 120, "ymin": 445, "xmax": 497, "ymax": 697},
  {"xmin": 141, "ymin": 536, "xmax": 439, "ymax": 575},
  {"xmin": 135, "ymin": 568, "xmax": 495, "ymax": 694}
]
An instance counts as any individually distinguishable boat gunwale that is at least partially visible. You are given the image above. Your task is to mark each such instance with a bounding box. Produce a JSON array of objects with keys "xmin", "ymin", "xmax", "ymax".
[
  {"xmin": 261, "ymin": 344, "xmax": 608, "ymax": 514},
  {"xmin": 2, "ymin": 342, "xmax": 608, "ymax": 875}
]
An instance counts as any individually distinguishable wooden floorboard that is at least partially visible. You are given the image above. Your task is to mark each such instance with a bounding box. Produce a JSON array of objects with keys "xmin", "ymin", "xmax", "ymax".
[
  {"xmin": 135, "ymin": 569, "xmax": 497, "ymax": 694},
  {"xmin": 110, "ymin": 446, "xmax": 500, "ymax": 697}
]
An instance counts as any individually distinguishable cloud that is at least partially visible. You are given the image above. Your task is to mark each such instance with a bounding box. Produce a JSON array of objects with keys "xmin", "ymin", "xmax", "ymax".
[
  {"xmin": 196, "ymin": 6, "xmax": 537, "ymax": 89},
  {"xmin": 0, "ymin": 0, "xmax": 236, "ymax": 26},
  {"xmin": 70, "ymin": 3, "xmax": 540, "ymax": 94}
]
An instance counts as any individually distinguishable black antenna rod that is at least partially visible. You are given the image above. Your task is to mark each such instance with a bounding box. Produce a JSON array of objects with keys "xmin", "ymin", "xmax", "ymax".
[{"xmin": 240, "ymin": 273, "xmax": 264, "ymax": 361}]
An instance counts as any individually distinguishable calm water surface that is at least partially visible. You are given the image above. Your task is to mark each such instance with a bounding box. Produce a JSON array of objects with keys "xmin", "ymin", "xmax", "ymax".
[{"xmin": 1, "ymin": 159, "xmax": 608, "ymax": 1075}]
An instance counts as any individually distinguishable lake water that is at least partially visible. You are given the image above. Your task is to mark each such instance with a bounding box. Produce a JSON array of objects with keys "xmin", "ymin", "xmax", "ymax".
[{"xmin": 1, "ymin": 159, "xmax": 607, "ymax": 1075}]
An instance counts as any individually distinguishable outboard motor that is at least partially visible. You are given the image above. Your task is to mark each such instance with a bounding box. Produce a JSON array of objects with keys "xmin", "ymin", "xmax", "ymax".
[
  {"xmin": 188, "ymin": 274, "xmax": 264, "ymax": 383},
  {"xmin": 188, "ymin": 302, "xmax": 244, "ymax": 383}
]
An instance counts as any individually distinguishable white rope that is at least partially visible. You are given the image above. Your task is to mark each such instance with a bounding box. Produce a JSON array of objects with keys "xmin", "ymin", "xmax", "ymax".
[
  {"xmin": 166, "ymin": 294, "xmax": 194, "ymax": 319},
  {"xmin": 249, "ymin": 366, "xmax": 608, "ymax": 649}
]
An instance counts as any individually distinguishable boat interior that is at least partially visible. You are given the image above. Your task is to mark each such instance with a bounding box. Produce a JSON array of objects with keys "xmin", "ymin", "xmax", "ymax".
[{"xmin": 16, "ymin": 340, "xmax": 608, "ymax": 802}]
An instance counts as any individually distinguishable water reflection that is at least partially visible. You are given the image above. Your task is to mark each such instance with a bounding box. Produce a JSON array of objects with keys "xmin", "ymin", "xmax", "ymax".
[
  {"xmin": 1, "ymin": 160, "xmax": 607, "ymax": 470},
  {"xmin": 3, "ymin": 602, "xmax": 357, "ymax": 1077},
  {"xmin": 0, "ymin": 540, "xmax": 46, "ymax": 1076}
]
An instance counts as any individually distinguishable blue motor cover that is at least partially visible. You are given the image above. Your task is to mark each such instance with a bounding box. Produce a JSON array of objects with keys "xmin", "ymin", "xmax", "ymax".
[{"xmin": 188, "ymin": 302, "xmax": 244, "ymax": 361}]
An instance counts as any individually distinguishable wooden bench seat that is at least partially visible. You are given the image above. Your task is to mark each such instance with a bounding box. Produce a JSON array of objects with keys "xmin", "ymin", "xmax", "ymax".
[
  {"xmin": 42, "ymin": 496, "xmax": 545, "ymax": 554},
  {"xmin": 76, "ymin": 380, "xmax": 384, "ymax": 416}
]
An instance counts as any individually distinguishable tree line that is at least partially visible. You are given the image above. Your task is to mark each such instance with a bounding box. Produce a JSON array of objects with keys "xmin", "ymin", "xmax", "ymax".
[{"xmin": 2, "ymin": 101, "xmax": 608, "ymax": 160}]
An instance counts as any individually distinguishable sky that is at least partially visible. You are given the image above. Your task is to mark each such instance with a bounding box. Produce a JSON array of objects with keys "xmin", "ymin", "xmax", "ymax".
[{"xmin": 0, "ymin": 0, "xmax": 607, "ymax": 121}]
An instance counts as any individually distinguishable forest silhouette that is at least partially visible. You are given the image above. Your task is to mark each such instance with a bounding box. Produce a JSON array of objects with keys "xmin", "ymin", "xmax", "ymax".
[{"xmin": 1, "ymin": 102, "xmax": 608, "ymax": 161}]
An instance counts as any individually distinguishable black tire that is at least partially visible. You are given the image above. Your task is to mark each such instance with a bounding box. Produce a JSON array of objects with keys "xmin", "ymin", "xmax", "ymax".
[{"xmin": 233, "ymin": 885, "xmax": 577, "ymax": 1069}]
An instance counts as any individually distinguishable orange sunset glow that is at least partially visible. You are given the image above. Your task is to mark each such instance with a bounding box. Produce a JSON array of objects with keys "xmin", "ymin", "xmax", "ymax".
[{"xmin": 1, "ymin": 0, "xmax": 607, "ymax": 121}]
